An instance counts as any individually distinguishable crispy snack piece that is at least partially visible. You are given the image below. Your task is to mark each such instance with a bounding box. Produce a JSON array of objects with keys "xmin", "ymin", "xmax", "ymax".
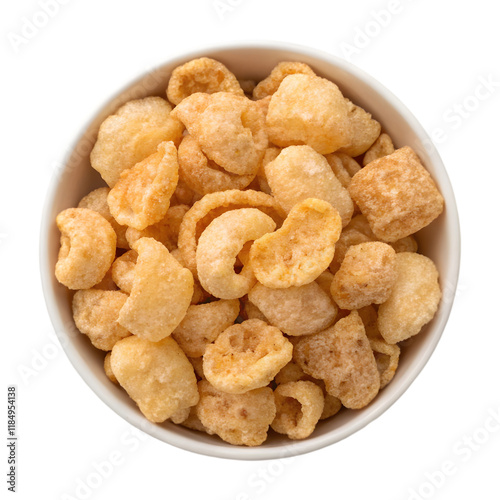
[
  {"xmin": 171, "ymin": 92, "xmax": 267, "ymax": 176},
  {"xmin": 92, "ymin": 268, "xmax": 118, "ymax": 291},
  {"xmin": 167, "ymin": 57, "xmax": 244, "ymax": 105},
  {"xmin": 248, "ymin": 282, "xmax": 337, "ymax": 336},
  {"xmin": 378, "ymin": 252, "xmax": 441, "ymax": 344},
  {"xmin": 181, "ymin": 407, "xmax": 208, "ymax": 433},
  {"xmin": 362, "ymin": 132, "xmax": 394, "ymax": 166},
  {"xmin": 111, "ymin": 250, "xmax": 137, "ymax": 294},
  {"xmin": 253, "ymin": 61, "xmax": 316, "ymax": 100},
  {"xmin": 110, "ymin": 336, "xmax": 199, "ymax": 423},
  {"xmin": 188, "ymin": 357, "xmax": 205, "ymax": 380},
  {"xmin": 241, "ymin": 300, "xmax": 268, "ymax": 322},
  {"xmin": 108, "ymin": 141, "xmax": 179, "ymax": 230},
  {"xmin": 172, "ymin": 299, "xmax": 240, "ymax": 357},
  {"xmin": 250, "ymin": 198, "xmax": 342, "ymax": 288},
  {"xmin": 349, "ymin": 147, "xmax": 445, "ymax": 242},
  {"xmin": 55, "ymin": 208, "xmax": 116, "ymax": 290},
  {"xmin": 369, "ymin": 338, "xmax": 400, "ymax": 389},
  {"xmin": 196, "ymin": 208, "xmax": 276, "ymax": 299},
  {"xmin": 331, "ymin": 242, "xmax": 397, "ymax": 310},
  {"xmin": 264, "ymin": 146, "xmax": 354, "ymax": 226},
  {"xmin": 90, "ymin": 97, "xmax": 184, "ymax": 187},
  {"xmin": 315, "ymin": 270, "xmax": 335, "ymax": 297},
  {"xmin": 104, "ymin": 352, "xmax": 118, "ymax": 383},
  {"xmin": 271, "ymin": 381, "xmax": 324, "ymax": 440},
  {"xmin": 78, "ymin": 187, "xmax": 128, "ymax": 249},
  {"xmin": 196, "ymin": 381, "xmax": 275, "ymax": 446},
  {"xmin": 203, "ymin": 319, "xmax": 293, "ymax": 394},
  {"xmin": 266, "ymin": 74, "xmax": 351, "ymax": 154},
  {"xmin": 178, "ymin": 135, "xmax": 255, "ymax": 194},
  {"xmin": 391, "ymin": 236, "xmax": 418, "ymax": 253},
  {"xmin": 324, "ymin": 153, "xmax": 361, "ymax": 189},
  {"xmin": 73, "ymin": 290, "xmax": 130, "ymax": 351},
  {"xmin": 357, "ymin": 305, "xmax": 383, "ymax": 340},
  {"xmin": 294, "ymin": 311, "xmax": 380, "ymax": 409},
  {"xmin": 118, "ymin": 238, "xmax": 194, "ymax": 342}
]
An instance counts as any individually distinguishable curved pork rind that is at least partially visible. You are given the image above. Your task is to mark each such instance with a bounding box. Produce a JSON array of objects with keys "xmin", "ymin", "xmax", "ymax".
[
  {"xmin": 104, "ymin": 352, "xmax": 118, "ymax": 383},
  {"xmin": 172, "ymin": 299, "xmax": 240, "ymax": 357},
  {"xmin": 196, "ymin": 208, "xmax": 276, "ymax": 299},
  {"xmin": 55, "ymin": 208, "xmax": 116, "ymax": 290},
  {"xmin": 271, "ymin": 381, "xmax": 324, "ymax": 440},
  {"xmin": 294, "ymin": 311, "xmax": 380, "ymax": 409},
  {"xmin": 111, "ymin": 250, "xmax": 137, "ymax": 294},
  {"xmin": 110, "ymin": 336, "xmax": 199, "ymax": 423},
  {"xmin": 349, "ymin": 147, "xmax": 444, "ymax": 242},
  {"xmin": 362, "ymin": 132, "xmax": 394, "ymax": 166},
  {"xmin": 90, "ymin": 97, "xmax": 184, "ymax": 187},
  {"xmin": 196, "ymin": 380, "xmax": 276, "ymax": 446},
  {"xmin": 171, "ymin": 92, "xmax": 267, "ymax": 176},
  {"xmin": 118, "ymin": 238, "xmax": 194, "ymax": 341},
  {"xmin": 248, "ymin": 282, "xmax": 337, "ymax": 336},
  {"xmin": 265, "ymin": 145, "xmax": 354, "ymax": 226},
  {"xmin": 378, "ymin": 252, "xmax": 441, "ymax": 344},
  {"xmin": 250, "ymin": 198, "xmax": 342, "ymax": 288},
  {"xmin": 203, "ymin": 319, "xmax": 293, "ymax": 394},
  {"xmin": 108, "ymin": 141, "xmax": 179, "ymax": 230},
  {"xmin": 167, "ymin": 57, "xmax": 244, "ymax": 105},
  {"xmin": 73, "ymin": 289, "xmax": 130, "ymax": 351},
  {"xmin": 266, "ymin": 74, "xmax": 351, "ymax": 154},
  {"xmin": 369, "ymin": 338, "xmax": 400, "ymax": 389},
  {"xmin": 324, "ymin": 153, "xmax": 361, "ymax": 189}
]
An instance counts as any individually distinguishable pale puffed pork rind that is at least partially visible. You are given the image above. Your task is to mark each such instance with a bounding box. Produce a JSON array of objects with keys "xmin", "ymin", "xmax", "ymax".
[
  {"xmin": 331, "ymin": 242, "xmax": 397, "ymax": 310},
  {"xmin": 111, "ymin": 250, "xmax": 137, "ymax": 294},
  {"xmin": 196, "ymin": 208, "xmax": 276, "ymax": 299},
  {"xmin": 166, "ymin": 57, "xmax": 244, "ymax": 105},
  {"xmin": 73, "ymin": 290, "xmax": 131, "ymax": 351},
  {"xmin": 362, "ymin": 132, "xmax": 394, "ymax": 166},
  {"xmin": 196, "ymin": 380, "xmax": 276, "ymax": 446},
  {"xmin": 55, "ymin": 208, "xmax": 116, "ymax": 290},
  {"xmin": 104, "ymin": 352, "xmax": 118, "ymax": 383},
  {"xmin": 203, "ymin": 319, "xmax": 293, "ymax": 394},
  {"xmin": 369, "ymin": 338, "xmax": 400, "ymax": 389},
  {"xmin": 271, "ymin": 381, "xmax": 324, "ymax": 440},
  {"xmin": 90, "ymin": 97, "xmax": 184, "ymax": 187},
  {"xmin": 110, "ymin": 336, "xmax": 199, "ymax": 423},
  {"xmin": 248, "ymin": 282, "xmax": 337, "ymax": 336},
  {"xmin": 377, "ymin": 252, "xmax": 441, "ymax": 344},
  {"xmin": 294, "ymin": 311, "xmax": 380, "ymax": 409},
  {"xmin": 172, "ymin": 299, "xmax": 240, "ymax": 357},
  {"xmin": 264, "ymin": 145, "xmax": 354, "ymax": 226},
  {"xmin": 107, "ymin": 141, "xmax": 179, "ymax": 231},
  {"xmin": 349, "ymin": 147, "xmax": 445, "ymax": 242},
  {"xmin": 250, "ymin": 198, "xmax": 342, "ymax": 288},
  {"xmin": 266, "ymin": 74, "xmax": 351, "ymax": 154},
  {"xmin": 118, "ymin": 238, "xmax": 194, "ymax": 342}
]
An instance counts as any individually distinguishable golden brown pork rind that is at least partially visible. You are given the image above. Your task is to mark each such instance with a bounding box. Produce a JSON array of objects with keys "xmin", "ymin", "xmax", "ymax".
[
  {"xmin": 362, "ymin": 132, "xmax": 394, "ymax": 166},
  {"xmin": 369, "ymin": 338, "xmax": 400, "ymax": 389},
  {"xmin": 111, "ymin": 250, "xmax": 137, "ymax": 294}
]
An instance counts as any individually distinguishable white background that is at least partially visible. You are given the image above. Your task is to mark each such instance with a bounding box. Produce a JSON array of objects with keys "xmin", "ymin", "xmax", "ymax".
[{"xmin": 2, "ymin": 0, "xmax": 500, "ymax": 499}]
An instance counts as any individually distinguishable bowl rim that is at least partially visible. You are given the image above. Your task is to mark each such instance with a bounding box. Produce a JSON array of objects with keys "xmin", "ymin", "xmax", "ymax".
[{"xmin": 39, "ymin": 40, "xmax": 461, "ymax": 461}]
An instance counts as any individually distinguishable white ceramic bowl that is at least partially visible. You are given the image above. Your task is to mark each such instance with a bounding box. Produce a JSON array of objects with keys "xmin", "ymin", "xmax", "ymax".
[{"xmin": 40, "ymin": 42, "xmax": 460, "ymax": 460}]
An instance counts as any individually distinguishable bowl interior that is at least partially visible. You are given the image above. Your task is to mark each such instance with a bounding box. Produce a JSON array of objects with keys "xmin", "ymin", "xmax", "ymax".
[{"xmin": 40, "ymin": 43, "xmax": 460, "ymax": 460}]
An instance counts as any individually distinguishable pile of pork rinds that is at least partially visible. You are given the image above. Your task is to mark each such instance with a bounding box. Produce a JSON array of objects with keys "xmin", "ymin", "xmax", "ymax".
[{"xmin": 55, "ymin": 58, "xmax": 445, "ymax": 446}]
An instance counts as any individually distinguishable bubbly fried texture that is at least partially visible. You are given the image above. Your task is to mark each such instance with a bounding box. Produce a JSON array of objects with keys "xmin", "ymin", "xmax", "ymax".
[
  {"xmin": 250, "ymin": 198, "xmax": 342, "ymax": 288},
  {"xmin": 55, "ymin": 208, "xmax": 116, "ymax": 290},
  {"xmin": 203, "ymin": 319, "xmax": 293, "ymax": 394},
  {"xmin": 111, "ymin": 336, "xmax": 199, "ymax": 423},
  {"xmin": 378, "ymin": 252, "xmax": 441, "ymax": 344},
  {"xmin": 111, "ymin": 250, "xmax": 137, "ymax": 294},
  {"xmin": 362, "ymin": 132, "xmax": 394, "ymax": 166},
  {"xmin": 90, "ymin": 97, "xmax": 184, "ymax": 187}
]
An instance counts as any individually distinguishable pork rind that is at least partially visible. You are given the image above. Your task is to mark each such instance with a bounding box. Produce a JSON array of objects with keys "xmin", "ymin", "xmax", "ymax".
[
  {"xmin": 189, "ymin": 356, "xmax": 205, "ymax": 380},
  {"xmin": 108, "ymin": 141, "xmax": 179, "ymax": 230},
  {"xmin": 331, "ymin": 242, "xmax": 397, "ymax": 310},
  {"xmin": 264, "ymin": 145, "xmax": 354, "ymax": 226},
  {"xmin": 324, "ymin": 153, "xmax": 361, "ymax": 189},
  {"xmin": 167, "ymin": 57, "xmax": 244, "ymax": 105},
  {"xmin": 104, "ymin": 352, "xmax": 118, "ymax": 383},
  {"xmin": 178, "ymin": 135, "xmax": 255, "ymax": 194},
  {"xmin": 92, "ymin": 268, "xmax": 118, "ymax": 291},
  {"xmin": 250, "ymin": 198, "xmax": 342, "ymax": 288},
  {"xmin": 111, "ymin": 250, "xmax": 137, "ymax": 294},
  {"xmin": 349, "ymin": 147, "xmax": 445, "ymax": 242},
  {"xmin": 294, "ymin": 311, "xmax": 380, "ymax": 409},
  {"xmin": 357, "ymin": 305, "xmax": 383, "ymax": 340},
  {"xmin": 172, "ymin": 299, "xmax": 240, "ymax": 357},
  {"xmin": 90, "ymin": 97, "xmax": 184, "ymax": 187},
  {"xmin": 378, "ymin": 252, "xmax": 441, "ymax": 344},
  {"xmin": 196, "ymin": 381, "xmax": 275, "ymax": 446},
  {"xmin": 78, "ymin": 188, "xmax": 128, "ymax": 249},
  {"xmin": 196, "ymin": 208, "xmax": 276, "ymax": 299},
  {"xmin": 110, "ymin": 336, "xmax": 199, "ymax": 423},
  {"xmin": 362, "ymin": 132, "xmax": 394, "ymax": 166},
  {"xmin": 241, "ymin": 300, "xmax": 268, "ymax": 322},
  {"xmin": 266, "ymin": 74, "xmax": 351, "ymax": 154},
  {"xmin": 391, "ymin": 236, "xmax": 418, "ymax": 253},
  {"xmin": 181, "ymin": 407, "xmax": 208, "ymax": 433},
  {"xmin": 203, "ymin": 319, "xmax": 293, "ymax": 394},
  {"xmin": 252, "ymin": 61, "xmax": 316, "ymax": 100},
  {"xmin": 73, "ymin": 290, "xmax": 130, "ymax": 350},
  {"xmin": 171, "ymin": 92, "xmax": 267, "ymax": 176},
  {"xmin": 55, "ymin": 208, "xmax": 116, "ymax": 290},
  {"xmin": 271, "ymin": 381, "xmax": 324, "ymax": 440},
  {"xmin": 369, "ymin": 338, "xmax": 400, "ymax": 389},
  {"xmin": 315, "ymin": 271, "xmax": 335, "ymax": 298},
  {"xmin": 248, "ymin": 282, "xmax": 337, "ymax": 336},
  {"xmin": 118, "ymin": 238, "xmax": 194, "ymax": 341}
]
